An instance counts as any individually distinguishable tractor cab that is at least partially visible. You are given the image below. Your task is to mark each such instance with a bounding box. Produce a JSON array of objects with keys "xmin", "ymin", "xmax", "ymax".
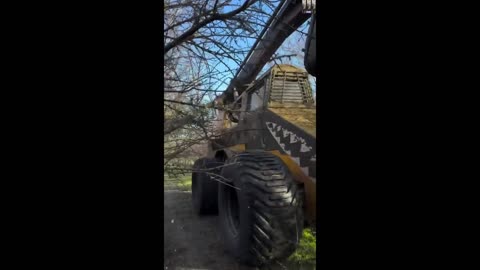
[{"xmin": 214, "ymin": 64, "xmax": 314, "ymax": 133}]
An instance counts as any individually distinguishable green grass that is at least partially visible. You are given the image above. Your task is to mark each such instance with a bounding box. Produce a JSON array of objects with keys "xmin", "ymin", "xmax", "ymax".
[
  {"xmin": 288, "ymin": 228, "xmax": 316, "ymax": 264},
  {"xmin": 164, "ymin": 174, "xmax": 192, "ymax": 191},
  {"xmin": 177, "ymin": 175, "xmax": 192, "ymax": 190}
]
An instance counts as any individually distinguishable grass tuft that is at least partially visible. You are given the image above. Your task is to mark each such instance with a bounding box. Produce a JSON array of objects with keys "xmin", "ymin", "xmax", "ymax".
[
  {"xmin": 164, "ymin": 175, "xmax": 192, "ymax": 191},
  {"xmin": 288, "ymin": 228, "xmax": 316, "ymax": 263}
]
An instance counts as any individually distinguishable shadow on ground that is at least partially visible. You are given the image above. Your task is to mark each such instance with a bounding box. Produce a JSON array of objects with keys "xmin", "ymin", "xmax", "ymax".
[{"xmin": 164, "ymin": 190, "xmax": 315, "ymax": 270}]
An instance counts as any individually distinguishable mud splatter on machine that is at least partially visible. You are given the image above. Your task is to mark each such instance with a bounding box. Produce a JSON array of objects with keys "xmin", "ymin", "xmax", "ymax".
[{"xmin": 192, "ymin": 0, "xmax": 317, "ymax": 266}]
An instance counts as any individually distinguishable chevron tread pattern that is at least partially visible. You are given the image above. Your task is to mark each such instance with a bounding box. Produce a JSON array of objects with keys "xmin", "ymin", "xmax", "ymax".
[{"xmin": 228, "ymin": 152, "xmax": 304, "ymax": 265}]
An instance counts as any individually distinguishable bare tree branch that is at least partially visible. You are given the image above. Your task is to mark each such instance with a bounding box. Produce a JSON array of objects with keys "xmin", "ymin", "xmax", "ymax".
[{"xmin": 164, "ymin": 0, "xmax": 258, "ymax": 54}]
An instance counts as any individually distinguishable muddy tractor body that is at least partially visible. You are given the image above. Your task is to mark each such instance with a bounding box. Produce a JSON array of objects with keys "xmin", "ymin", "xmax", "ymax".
[
  {"xmin": 192, "ymin": 65, "xmax": 316, "ymax": 266},
  {"xmin": 191, "ymin": 0, "xmax": 316, "ymax": 266},
  {"xmin": 208, "ymin": 64, "xmax": 316, "ymax": 222}
]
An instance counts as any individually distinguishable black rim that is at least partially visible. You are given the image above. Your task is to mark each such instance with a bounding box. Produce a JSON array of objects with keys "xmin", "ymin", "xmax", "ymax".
[{"xmin": 226, "ymin": 186, "xmax": 240, "ymax": 236}]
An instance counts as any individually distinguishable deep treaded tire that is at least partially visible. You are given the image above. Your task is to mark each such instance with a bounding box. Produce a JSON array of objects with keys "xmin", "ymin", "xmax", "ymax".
[
  {"xmin": 218, "ymin": 151, "xmax": 304, "ymax": 266},
  {"xmin": 192, "ymin": 157, "xmax": 221, "ymax": 215}
]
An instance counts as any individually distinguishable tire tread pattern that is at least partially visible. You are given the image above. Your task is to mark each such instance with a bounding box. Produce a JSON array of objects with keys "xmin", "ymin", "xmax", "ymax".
[{"xmin": 226, "ymin": 151, "xmax": 304, "ymax": 265}]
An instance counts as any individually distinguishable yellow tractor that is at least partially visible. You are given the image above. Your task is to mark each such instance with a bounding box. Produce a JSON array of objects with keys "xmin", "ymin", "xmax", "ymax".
[{"xmin": 192, "ymin": 0, "xmax": 317, "ymax": 266}]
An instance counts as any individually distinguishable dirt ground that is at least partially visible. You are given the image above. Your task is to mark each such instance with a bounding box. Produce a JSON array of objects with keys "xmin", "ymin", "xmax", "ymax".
[{"xmin": 164, "ymin": 190, "xmax": 315, "ymax": 270}]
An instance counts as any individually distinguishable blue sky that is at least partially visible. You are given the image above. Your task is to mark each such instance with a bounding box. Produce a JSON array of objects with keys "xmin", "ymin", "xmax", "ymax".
[
  {"xmin": 168, "ymin": 0, "xmax": 314, "ymax": 102},
  {"xmin": 211, "ymin": 1, "xmax": 313, "ymax": 98}
]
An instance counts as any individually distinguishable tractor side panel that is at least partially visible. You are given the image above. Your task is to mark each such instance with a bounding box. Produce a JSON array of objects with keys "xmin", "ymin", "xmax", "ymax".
[
  {"xmin": 262, "ymin": 109, "xmax": 316, "ymax": 223},
  {"xmin": 262, "ymin": 110, "xmax": 316, "ymax": 180}
]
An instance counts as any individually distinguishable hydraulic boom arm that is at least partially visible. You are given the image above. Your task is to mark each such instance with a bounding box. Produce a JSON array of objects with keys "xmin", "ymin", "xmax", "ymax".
[{"xmin": 219, "ymin": 0, "xmax": 310, "ymax": 104}]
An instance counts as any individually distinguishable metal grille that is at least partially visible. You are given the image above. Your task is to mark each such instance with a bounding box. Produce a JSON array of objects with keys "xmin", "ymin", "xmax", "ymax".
[
  {"xmin": 269, "ymin": 70, "xmax": 314, "ymax": 104},
  {"xmin": 302, "ymin": 0, "xmax": 316, "ymax": 11}
]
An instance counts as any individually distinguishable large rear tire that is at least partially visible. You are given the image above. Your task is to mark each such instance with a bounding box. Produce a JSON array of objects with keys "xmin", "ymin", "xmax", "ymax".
[
  {"xmin": 192, "ymin": 157, "xmax": 221, "ymax": 215},
  {"xmin": 218, "ymin": 152, "xmax": 304, "ymax": 266}
]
